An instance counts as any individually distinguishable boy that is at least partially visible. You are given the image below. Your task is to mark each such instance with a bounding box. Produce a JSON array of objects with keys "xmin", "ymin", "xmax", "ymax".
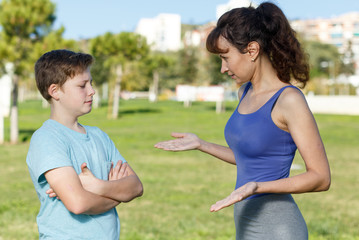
[{"xmin": 26, "ymin": 49, "xmax": 143, "ymax": 239}]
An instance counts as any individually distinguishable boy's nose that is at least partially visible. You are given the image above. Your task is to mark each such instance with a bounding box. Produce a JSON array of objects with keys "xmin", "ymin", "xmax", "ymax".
[{"xmin": 89, "ymin": 85, "xmax": 95, "ymax": 96}]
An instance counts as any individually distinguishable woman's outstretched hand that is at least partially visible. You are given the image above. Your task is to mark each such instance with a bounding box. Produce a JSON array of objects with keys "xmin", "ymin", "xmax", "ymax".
[
  {"xmin": 210, "ymin": 182, "xmax": 258, "ymax": 212},
  {"xmin": 154, "ymin": 132, "xmax": 201, "ymax": 151}
]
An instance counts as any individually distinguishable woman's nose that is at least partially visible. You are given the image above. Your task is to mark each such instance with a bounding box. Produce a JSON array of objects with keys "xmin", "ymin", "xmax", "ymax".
[{"xmin": 221, "ymin": 61, "xmax": 228, "ymax": 74}]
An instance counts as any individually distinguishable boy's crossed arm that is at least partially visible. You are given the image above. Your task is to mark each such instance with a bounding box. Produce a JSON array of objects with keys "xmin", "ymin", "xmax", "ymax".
[
  {"xmin": 79, "ymin": 161, "xmax": 143, "ymax": 203},
  {"xmin": 45, "ymin": 161, "xmax": 143, "ymax": 215}
]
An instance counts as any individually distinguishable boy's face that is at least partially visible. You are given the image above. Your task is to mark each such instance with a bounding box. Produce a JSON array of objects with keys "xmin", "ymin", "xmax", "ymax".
[{"xmin": 57, "ymin": 68, "xmax": 95, "ymax": 118}]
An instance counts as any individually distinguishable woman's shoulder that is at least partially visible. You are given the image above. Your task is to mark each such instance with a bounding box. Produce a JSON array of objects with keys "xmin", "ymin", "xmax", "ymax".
[
  {"xmin": 279, "ymin": 86, "xmax": 306, "ymax": 103},
  {"xmin": 276, "ymin": 86, "xmax": 310, "ymax": 114}
]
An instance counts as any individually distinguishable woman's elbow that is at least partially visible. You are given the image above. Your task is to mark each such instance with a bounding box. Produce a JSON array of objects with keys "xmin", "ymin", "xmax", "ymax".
[
  {"xmin": 137, "ymin": 182, "xmax": 144, "ymax": 197},
  {"xmin": 316, "ymin": 173, "xmax": 331, "ymax": 192},
  {"xmin": 321, "ymin": 176, "xmax": 331, "ymax": 191}
]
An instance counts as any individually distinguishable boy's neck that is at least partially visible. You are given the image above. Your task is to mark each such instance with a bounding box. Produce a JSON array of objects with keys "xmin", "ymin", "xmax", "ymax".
[{"xmin": 50, "ymin": 111, "xmax": 85, "ymax": 134}]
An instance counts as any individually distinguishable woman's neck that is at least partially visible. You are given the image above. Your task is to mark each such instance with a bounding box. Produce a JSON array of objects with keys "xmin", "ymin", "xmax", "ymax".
[{"xmin": 250, "ymin": 55, "xmax": 287, "ymax": 94}]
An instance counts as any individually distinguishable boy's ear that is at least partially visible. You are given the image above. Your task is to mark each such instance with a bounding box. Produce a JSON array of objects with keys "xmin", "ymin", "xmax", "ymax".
[{"xmin": 48, "ymin": 84, "xmax": 60, "ymax": 101}]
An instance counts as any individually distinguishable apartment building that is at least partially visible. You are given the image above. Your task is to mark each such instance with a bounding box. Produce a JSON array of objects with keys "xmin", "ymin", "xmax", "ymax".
[{"xmin": 291, "ymin": 12, "xmax": 359, "ymax": 75}]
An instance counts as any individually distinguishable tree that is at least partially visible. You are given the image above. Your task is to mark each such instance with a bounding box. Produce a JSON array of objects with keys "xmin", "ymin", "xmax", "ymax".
[
  {"xmin": 0, "ymin": 0, "xmax": 77, "ymax": 144},
  {"xmin": 304, "ymin": 40, "xmax": 340, "ymax": 79},
  {"xmin": 339, "ymin": 40, "xmax": 355, "ymax": 76},
  {"xmin": 206, "ymin": 53, "xmax": 229, "ymax": 85},
  {"xmin": 89, "ymin": 32, "xmax": 149, "ymax": 118},
  {"xmin": 0, "ymin": 0, "xmax": 56, "ymax": 143},
  {"xmin": 302, "ymin": 40, "xmax": 341, "ymax": 94},
  {"xmin": 178, "ymin": 46, "xmax": 199, "ymax": 84},
  {"xmin": 142, "ymin": 52, "xmax": 172, "ymax": 102}
]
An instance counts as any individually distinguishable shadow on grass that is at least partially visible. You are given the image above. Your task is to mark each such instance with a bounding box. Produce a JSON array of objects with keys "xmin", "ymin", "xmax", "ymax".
[
  {"xmin": 119, "ymin": 108, "xmax": 161, "ymax": 115},
  {"xmin": 206, "ymin": 105, "xmax": 235, "ymax": 112},
  {"xmin": 20, "ymin": 129, "xmax": 36, "ymax": 142}
]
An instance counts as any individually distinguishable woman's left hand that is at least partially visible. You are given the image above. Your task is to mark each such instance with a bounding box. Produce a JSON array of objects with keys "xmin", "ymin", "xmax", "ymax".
[{"xmin": 210, "ymin": 182, "xmax": 258, "ymax": 212}]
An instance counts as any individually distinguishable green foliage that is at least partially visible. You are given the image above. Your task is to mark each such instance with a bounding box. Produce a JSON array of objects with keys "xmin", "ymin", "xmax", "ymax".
[
  {"xmin": 0, "ymin": 0, "xmax": 74, "ymax": 143},
  {"xmin": 206, "ymin": 53, "xmax": 230, "ymax": 85},
  {"xmin": 89, "ymin": 32, "xmax": 150, "ymax": 90},
  {"xmin": 0, "ymin": 0, "xmax": 55, "ymax": 38},
  {"xmin": 0, "ymin": 0, "xmax": 56, "ymax": 75},
  {"xmin": 339, "ymin": 40, "xmax": 355, "ymax": 76},
  {"xmin": 1, "ymin": 100, "xmax": 359, "ymax": 239},
  {"xmin": 140, "ymin": 52, "xmax": 177, "ymax": 91},
  {"xmin": 178, "ymin": 46, "xmax": 199, "ymax": 84},
  {"xmin": 303, "ymin": 40, "xmax": 340, "ymax": 79}
]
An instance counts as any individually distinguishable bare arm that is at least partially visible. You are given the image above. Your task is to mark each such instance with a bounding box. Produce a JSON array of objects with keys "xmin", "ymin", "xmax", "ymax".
[
  {"xmin": 79, "ymin": 162, "xmax": 143, "ymax": 203},
  {"xmin": 154, "ymin": 132, "xmax": 236, "ymax": 164},
  {"xmin": 44, "ymin": 167, "xmax": 120, "ymax": 215},
  {"xmin": 210, "ymin": 89, "xmax": 331, "ymax": 211},
  {"xmin": 255, "ymin": 89, "xmax": 331, "ymax": 193}
]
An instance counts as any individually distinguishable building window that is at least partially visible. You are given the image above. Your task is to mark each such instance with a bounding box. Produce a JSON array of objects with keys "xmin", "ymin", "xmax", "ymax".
[{"xmin": 331, "ymin": 33, "xmax": 343, "ymax": 38}]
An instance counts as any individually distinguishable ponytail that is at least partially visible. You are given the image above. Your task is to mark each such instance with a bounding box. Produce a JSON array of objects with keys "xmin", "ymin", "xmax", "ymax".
[{"xmin": 206, "ymin": 2, "xmax": 309, "ymax": 87}]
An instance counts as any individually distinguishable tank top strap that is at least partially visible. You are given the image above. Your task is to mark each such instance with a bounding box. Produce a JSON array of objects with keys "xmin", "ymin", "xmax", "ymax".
[
  {"xmin": 266, "ymin": 85, "xmax": 300, "ymax": 113},
  {"xmin": 239, "ymin": 82, "xmax": 252, "ymax": 104}
]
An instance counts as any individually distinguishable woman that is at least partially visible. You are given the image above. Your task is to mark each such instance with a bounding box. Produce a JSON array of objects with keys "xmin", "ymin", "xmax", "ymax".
[{"xmin": 155, "ymin": 2, "xmax": 330, "ymax": 239}]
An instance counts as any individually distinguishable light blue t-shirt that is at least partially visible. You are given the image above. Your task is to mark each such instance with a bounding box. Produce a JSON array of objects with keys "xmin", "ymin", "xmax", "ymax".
[{"xmin": 26, "ymin": 119, "xmax": 126, "ymax": 240}]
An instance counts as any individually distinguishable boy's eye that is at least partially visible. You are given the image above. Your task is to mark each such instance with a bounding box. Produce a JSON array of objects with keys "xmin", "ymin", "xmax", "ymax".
[{"xmin": 220, "ymin": 55, "xmax": 227, "ymax": 60}]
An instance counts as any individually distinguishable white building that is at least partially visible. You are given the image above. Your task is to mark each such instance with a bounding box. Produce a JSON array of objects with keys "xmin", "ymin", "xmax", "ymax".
[
  {"xmin": 135, "ymin": 13, "xmax": 181, "ymax": 52},
  {"xmin": 216, "ymin": 0, "xmax": 257, "ymax": 20}
]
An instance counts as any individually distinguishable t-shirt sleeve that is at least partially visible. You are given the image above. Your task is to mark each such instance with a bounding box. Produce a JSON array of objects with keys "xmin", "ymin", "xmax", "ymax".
[{"xmin": 26, "ymin": 130, "xmax": 73, "ymax": 184}]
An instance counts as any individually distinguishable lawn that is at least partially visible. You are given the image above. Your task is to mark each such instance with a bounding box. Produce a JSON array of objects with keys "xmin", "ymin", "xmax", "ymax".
[{"xmin": 0, "ymin": 99, "xmax": 358, "ymax": 240}]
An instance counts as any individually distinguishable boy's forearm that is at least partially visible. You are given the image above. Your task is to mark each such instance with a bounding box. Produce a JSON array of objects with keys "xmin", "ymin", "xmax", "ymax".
[
  {"xmin": 81, "ymin": 193, "xmax": 120, "ymax": 215},
  {"xmin": 98, "ymin": 175, "xmax": 143, "ymax": 202},
  {"xmin": 45, "ymin": 166, "xmax": 121, "ymax": 215}
]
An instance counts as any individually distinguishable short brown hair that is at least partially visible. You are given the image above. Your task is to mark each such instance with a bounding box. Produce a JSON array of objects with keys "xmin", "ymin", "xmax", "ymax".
[{"xmin": 35, "ymin": 49, "xmax": 94, "ymax": 101}]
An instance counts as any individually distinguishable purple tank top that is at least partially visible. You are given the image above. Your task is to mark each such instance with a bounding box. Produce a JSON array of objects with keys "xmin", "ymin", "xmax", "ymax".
[{"xmin": 224, "ymin": 82, "xmax": 299, "ymax": 199}]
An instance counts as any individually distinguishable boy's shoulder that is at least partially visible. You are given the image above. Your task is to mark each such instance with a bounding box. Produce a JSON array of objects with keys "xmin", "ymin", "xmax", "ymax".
[
  {"xmin": 29, "ymin": 120, "xmax": 69, "ymax": 151},
  {"xmin": 32, "ymin": 119, "xmax": 66, "ymax": 139}
]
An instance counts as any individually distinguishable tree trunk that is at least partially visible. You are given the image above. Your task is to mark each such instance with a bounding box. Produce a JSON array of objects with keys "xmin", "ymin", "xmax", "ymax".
[
  {"xmin": 149, "ymin": 70, "xmax": 159, "ymax": 102},
  {"xmin": 112, "ymin": 65, "xmax": 122, "ymax": 119},
  {"xmin": 0, "ymin": 114, "xmax": 4, "ymax": 144},
  {"xmin": 10, "ymin": 75, "xmax": 19, "ymax": 144},
  {"xmin": 93, "ymin": 87, "xmax": 100, "ymax": 108}
]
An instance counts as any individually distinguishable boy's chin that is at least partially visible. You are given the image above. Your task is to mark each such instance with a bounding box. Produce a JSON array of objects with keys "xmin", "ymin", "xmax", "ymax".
[{"xmin": 79, "ymin": 108, "xmax": 92, "ymax": 117}]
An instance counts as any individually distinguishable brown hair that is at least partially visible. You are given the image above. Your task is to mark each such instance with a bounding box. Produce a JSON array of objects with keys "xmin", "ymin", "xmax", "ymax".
[
  {"xmin": 206, "ymin": 2, "xmax": 309, "ymax": 87},
  {"xmin": 34, "ymin": 49, "xmax": 94, "ymax": 101}
]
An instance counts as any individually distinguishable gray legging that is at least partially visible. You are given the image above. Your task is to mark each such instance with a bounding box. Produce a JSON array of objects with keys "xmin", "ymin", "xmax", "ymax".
[{"xmin": 234, "ymin": 194, "xmax": 308, "ymax": 240}]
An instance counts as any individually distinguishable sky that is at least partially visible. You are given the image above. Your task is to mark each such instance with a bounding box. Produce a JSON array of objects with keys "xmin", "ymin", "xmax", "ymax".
[{"xmin": 51, "ymin": 0, "xmax": 359, "ymax": 40}]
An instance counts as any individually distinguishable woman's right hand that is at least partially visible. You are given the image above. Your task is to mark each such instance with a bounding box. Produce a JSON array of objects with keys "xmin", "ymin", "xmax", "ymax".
[{"xmin": 154, "ymin": 132, "xmax": 201, "ymax": 151}]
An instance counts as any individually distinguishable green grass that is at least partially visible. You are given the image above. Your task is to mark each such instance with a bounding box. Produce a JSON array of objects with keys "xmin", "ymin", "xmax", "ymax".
[{"xmin": 0, "ymin": 99, "xmax": 358, "ymax": 240}]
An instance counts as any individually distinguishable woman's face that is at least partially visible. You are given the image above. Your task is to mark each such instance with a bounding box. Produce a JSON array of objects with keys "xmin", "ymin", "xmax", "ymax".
[{"xmin": 217, "ymin": 36, "xmax": 254, "ymax": 85}]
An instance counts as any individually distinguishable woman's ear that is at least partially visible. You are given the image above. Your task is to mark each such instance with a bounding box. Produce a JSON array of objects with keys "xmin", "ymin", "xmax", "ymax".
[
  {"xmin": 247, "ymin": 41, "xmax": 260, "ymax": 62},
  {"xmin": 48, "ymin": 84, "xmax": 60, "ymax": 101}
]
